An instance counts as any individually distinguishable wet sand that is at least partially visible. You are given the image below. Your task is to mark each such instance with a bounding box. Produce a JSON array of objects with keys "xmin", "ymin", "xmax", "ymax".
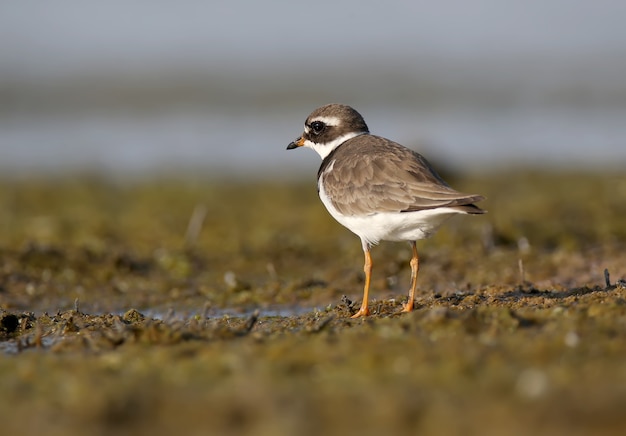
[{"xmin": 1, "ymin": 171, "xmax": 626, "ymax": 435}]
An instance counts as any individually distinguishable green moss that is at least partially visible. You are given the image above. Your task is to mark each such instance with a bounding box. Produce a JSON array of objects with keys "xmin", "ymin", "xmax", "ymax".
[{"xmin": 0, "ymin": 171, "xmax": 626, "ymax": 435}]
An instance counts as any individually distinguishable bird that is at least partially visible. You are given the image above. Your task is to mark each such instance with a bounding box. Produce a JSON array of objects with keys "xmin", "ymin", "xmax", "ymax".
[{"xmin": 287, "ymin": 104, "xmax": 485, "ymax": 318}]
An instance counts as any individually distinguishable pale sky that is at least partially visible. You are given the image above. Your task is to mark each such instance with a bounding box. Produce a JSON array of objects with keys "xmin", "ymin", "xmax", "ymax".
[{"xmin": 1, "ymin": 0, "xmax": 624, "ymax": 79}]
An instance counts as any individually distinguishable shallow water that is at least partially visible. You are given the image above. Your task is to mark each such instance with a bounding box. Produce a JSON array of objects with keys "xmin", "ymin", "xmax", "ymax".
[{"xmin": 2, "ymin": 104, "xmax": 626, "ymax": 176}]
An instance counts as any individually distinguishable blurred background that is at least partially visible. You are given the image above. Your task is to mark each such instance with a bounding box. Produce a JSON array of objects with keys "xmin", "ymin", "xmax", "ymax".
[{"xmin": 1, "ymin": 0, "xmax": 625, "ymax": 178}]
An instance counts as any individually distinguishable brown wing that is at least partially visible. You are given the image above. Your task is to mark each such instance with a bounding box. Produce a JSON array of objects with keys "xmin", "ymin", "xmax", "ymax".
[{"xmin": 321, "ymin": 135, "xmax": 485, "ymax": 216}]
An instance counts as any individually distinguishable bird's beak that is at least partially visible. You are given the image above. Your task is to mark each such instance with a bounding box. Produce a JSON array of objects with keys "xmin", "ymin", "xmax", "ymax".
[{"xmin": 287, "ymin": 136, "xmax": 305, "ymax": 150}]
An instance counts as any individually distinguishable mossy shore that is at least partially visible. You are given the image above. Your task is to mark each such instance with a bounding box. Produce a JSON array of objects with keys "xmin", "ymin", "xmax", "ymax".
[{"xmin": 1, "ymin": 171, "xmax": 626, "ymax": 435}]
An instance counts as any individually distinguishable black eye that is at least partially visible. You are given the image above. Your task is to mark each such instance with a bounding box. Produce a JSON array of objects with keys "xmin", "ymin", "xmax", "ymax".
[{"xmin": 310, "ymin": 121, "xmax": 325, "ymax": 134}]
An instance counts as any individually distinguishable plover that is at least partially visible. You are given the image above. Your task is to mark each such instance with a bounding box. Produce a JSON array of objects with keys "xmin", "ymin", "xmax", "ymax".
[{"xmin": 287, "ymin": 104, "xmax": 485, "ymax": 318}]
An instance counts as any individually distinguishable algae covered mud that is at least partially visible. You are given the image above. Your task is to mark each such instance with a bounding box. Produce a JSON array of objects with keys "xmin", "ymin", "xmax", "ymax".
[{"xmin": 1, "ymin": 171, "xmax": 626, "ymax": 435}]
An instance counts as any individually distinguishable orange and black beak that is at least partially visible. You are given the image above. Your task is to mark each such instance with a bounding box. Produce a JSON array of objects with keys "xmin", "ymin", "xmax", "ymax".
[{"xmin": 287, "ymin": 136, "xmax": 305, "ymax": 150}]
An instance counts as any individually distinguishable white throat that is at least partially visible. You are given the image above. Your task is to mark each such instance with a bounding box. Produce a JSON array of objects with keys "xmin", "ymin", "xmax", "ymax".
[{"xmin": 304, "ymin": 131, "xmax": 367, "ymax": 160}]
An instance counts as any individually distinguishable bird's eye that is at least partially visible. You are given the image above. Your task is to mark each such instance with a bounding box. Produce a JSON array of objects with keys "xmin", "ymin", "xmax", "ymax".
[{"xmin": 310, "ymin": 121, "xmax": 325, "ymax": 134}]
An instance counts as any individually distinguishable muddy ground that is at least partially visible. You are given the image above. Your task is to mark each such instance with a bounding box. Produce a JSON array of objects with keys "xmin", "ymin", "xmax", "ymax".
[{"xmin": 1, "ymin": 171, "xmax": 626, "ymax": 435}]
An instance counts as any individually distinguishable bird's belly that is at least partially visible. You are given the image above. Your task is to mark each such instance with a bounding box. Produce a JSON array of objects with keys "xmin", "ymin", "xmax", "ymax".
[
  {"xmin": 332, "ymin": 209, "xmax": 458, "ymax": 245},
  {"xmin": 318, "ymin": 180, "xmax": 463, "ymax": 245}
]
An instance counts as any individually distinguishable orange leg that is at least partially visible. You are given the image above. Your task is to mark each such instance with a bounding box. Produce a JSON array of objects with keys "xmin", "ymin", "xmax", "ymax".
[
  {"xmin": 351, "ymin": 245, "xmax": 372, "ymax": 318},
  {"xmin": 401, "ymin": 241, "xmax": 419, "ymax": 313}
]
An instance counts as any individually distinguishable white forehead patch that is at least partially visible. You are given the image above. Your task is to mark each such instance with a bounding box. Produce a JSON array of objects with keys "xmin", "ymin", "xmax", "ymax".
[{"xmin": 309, "ymin": 116, "xmax": 341, "ymax": 127}]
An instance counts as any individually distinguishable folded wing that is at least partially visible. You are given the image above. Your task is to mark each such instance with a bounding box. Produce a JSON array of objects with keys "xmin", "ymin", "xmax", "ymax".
[{"xmin": 321, "ymin": 136, "xmax": 485, "ymax": 216}]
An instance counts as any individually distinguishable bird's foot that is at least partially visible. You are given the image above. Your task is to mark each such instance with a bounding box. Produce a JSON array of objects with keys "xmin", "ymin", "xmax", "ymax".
[
  {"xmin": 400, "ymin": 299, "xmax": 414, "ymax": 313},
  {"xmin": 350, "ymin": 306, "xmax": 370, "ymax": 318}
]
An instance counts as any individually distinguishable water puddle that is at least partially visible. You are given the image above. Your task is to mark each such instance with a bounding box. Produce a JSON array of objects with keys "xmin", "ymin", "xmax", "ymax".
[
  {"xmin": 0, "ymin": 305, "xmax": 321, "ymax": 354},
  {"xmin": 143, "ymin": 305, "xmax": 317, "ymax": 321}
]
